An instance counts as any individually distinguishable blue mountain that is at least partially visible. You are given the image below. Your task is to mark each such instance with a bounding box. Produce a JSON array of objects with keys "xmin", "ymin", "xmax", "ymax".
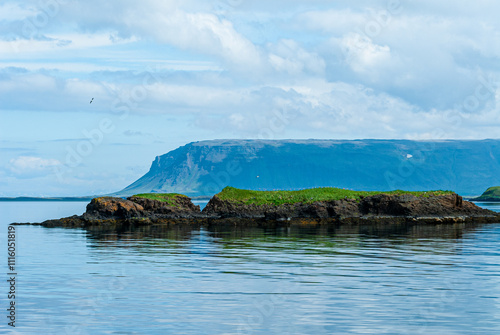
[{"xmin": 117, "ymin": 139, "xmax": 500, "ymax": 197}]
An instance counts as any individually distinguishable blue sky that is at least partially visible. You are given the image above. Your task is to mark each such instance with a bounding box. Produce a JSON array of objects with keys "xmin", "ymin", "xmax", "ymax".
[{"xmin": 1, "ymin": 0, "xmax": 499, "ymax": 196}]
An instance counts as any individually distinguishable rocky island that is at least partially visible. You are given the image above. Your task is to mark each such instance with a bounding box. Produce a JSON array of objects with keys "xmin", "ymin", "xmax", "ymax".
[{"xmin": 13, "ymin": 187, "xmax": 500, "ymax": 228}]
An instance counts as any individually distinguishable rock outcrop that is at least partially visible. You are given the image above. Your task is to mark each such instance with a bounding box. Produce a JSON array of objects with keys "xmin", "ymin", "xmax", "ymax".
[
  {"xmin": 13, "ymin": 192, "xmax": 500, "ymax": 228},
  {"xmin": 84, "ymin": 197, "xmax": 145, "ymax": 219},
  {"xmin": 202, "ymin": 193, "xmax": 495, "ymax": 220},
  {"xmin": 82, "ymin": 195, "xmax": 201, "ymax": 221},
  {"xmin": 127, "ymin": 195, "xmax": 200, "ymax": 215}
]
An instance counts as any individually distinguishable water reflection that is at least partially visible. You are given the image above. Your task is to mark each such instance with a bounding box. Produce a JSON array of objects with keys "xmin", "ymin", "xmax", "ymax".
[
  {"xmin": 10, "ymin": 220, "xmax": 500, "ymax": 334},
  {"xmin": 474, "ymin": 202, "xmax": 500, "ymax": 212},
  {"xmin": 209, "ymin": 223, "xmax": 475, "ymax": 240},
  {"xmin": 80, "ymin": 221, "xmax": 496, "ymax": 247},
  {"xmin": 72, "ymin": 221, "xmax": 500, "ymax": 334},
  {"xmin": 4, "ymin": 202, "xmax": 500, "ymax": 334}
]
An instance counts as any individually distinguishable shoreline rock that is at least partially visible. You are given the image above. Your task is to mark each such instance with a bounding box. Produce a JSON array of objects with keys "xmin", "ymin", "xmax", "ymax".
[
  {"xmin": 83, "ymin": 195, "xmax": 203, "ymax": 220},
  {"xmin": 202, "ymin": 193, "xmax": 491, "ymax": 219}
]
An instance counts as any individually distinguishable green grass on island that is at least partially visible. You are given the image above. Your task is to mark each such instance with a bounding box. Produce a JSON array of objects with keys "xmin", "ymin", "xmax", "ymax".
[
  {"xmin": 475, "ymin": 186, "xmax": 500, "ymax": 201},
  {"xmin": 216, "ymin": 186, "xmax": 454, "ymax": 206},
  {"xmin": 132, "ymin": 193, "xmax": 188, "ymax": 206}
]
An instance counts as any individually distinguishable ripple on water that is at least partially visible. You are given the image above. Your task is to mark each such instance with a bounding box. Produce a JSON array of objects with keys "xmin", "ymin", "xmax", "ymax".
[{"xmin": 1, "ymin": 201, "xmax": 500, "ymax": 334}]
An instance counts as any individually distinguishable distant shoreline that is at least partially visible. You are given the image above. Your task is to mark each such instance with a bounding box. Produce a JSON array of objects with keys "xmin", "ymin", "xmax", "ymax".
[
  {"xmin": 0, "ymin": 196, "xmax": 212, "ymax": 202},
  {"xmin": 0, "ymin": 197, "xmax": 94, "ymax": 202}
]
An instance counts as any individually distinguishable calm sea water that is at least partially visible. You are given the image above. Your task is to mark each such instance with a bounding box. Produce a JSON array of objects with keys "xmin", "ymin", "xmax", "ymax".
[{"xmin": 1, "ymin": 201, "xmax": 500, "ymax": 334}]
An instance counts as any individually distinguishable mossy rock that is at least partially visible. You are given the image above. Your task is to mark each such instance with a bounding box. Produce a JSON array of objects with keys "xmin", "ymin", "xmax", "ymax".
[
  {"xmin": 474, "ymin": 186, "xmax": 500, "ymax": 201},
  {"xmin": 131, "ymin": 193, "xmax": 189, "ymax": 207},
  {"xmin": 216, "ymin": 186, "xmax": 454, "ymax": 206}
]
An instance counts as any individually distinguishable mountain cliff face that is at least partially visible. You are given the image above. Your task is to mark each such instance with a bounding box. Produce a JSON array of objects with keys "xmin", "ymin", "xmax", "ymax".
[{"xmin": 117, "ymin": 139, "xmax": 500, "ymax": 197}]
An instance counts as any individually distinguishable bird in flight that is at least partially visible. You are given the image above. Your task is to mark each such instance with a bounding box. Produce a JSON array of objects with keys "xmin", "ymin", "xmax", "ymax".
[{"xmin": 90, "ymin": 98, "xmax": 94, "ymax": 104}]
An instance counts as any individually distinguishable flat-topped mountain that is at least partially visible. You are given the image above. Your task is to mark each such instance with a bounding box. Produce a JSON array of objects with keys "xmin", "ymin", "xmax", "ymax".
[{"xmin": 116, "ymin": 139, "xmax": 500, "ymax": 197}]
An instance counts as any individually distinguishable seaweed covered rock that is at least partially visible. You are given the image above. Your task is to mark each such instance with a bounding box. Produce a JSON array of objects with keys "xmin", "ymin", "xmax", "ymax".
[
  {"xmin": 203, "ymin": 191, "xmax": 495, "ymax": 220},
  {"xmin": 357, "ymin": 193, "xmax": 488, "ymax": 217},
  {"xmin": 128, "ymin": 194, "xmax": 200, "ymax": 216},
  {"xmin": 83, "ymin": 194, "xmax": 200, "ymax": 220},
  {"xmin": 84, "ymin": 197, "xmax": 145, "ymax": 219}
]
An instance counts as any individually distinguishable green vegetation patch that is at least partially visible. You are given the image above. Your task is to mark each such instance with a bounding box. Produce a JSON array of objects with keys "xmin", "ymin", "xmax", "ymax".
[
  {"xmin": 476, "ymin": 186, "xmax": 500, "ymax": 200},
  {"xmin": 132, "ymin": 193, "xmax": 188, "ymax": 206},
  {"xmin": 217, "ymin": 186, "xmax": 454, "ymax": 206}
]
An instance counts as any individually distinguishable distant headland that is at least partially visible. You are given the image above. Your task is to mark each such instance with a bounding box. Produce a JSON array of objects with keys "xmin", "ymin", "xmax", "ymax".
[
  {"xmin": 114, "ymin": 139, "xmax": 500, "ymax": 197},
  {"xmin": 471, "ymin": 186, "xmax": 500, "ymax": 202}
]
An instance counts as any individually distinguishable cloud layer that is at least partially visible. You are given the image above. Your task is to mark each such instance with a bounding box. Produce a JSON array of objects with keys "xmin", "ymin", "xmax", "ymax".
[{"xmin": 1, "ymin": 0, "xmax": 500, "ymax": 195}]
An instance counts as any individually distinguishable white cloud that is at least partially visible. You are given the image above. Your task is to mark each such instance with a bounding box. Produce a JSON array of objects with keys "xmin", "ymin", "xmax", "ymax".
[
  {"xmin": 140, "ymin": 9, "xmax": 264, "ymax": 70},
  {"xmin": 298, "ymin": 4, "xmax": 500, "ymax": 108},
  {"xmin": 340, "ymin": 33, "xmax": 391, "ymax": 75},
  {"xmin": 1, "ymin": 0, "xmax": 500, "ymax": 196},
  {"xmin": 39, "ymin": 1, "xmax": 263, "ymax": 70},
  {"xmin": 0, "ymin": 72, "xmax": 57, "ymax": 92},
  {"xmin": 0, "ymin": 61, "xmax": 124, "ymax": 72},
  {"xmin": 8, "ymin": 156, "xmax": 61, "ymax": 178},
  {"xmin": 298, "ymin": 8, "xmax": 366, "ymax": 34},
  {"xmin": 0, "ymin": 33, "xmax": 136, "ymax": 58},
  {"xmin": 0, "ymin": 2, "xmax": 37, "ymax": 21},
  {"xmin": 268, "ymin": 39, "xmax": 325, "ymax": 76}
]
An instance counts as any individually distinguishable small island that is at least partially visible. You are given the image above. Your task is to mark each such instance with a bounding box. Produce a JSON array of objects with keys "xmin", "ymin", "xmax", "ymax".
[
  {"xmin": 472, "ymin": 186, "xmax": 500, "ymax": 202},
  {"xmin": 13, "ymin": 187, "xmax": 500, "ymax": 228}
]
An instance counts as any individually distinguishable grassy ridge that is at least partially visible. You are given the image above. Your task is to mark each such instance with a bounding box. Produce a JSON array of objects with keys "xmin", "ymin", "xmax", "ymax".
[
  {"xmin": 132, "ymin": 193, "xmax": 188, "ymax": 206},
  {"xmin": 217, "ymin": 187, "xmax": 454, "ymax": 206},
  {"xmin": 475, "ymin": 186, "xmax": 500, "ymax": 200}
]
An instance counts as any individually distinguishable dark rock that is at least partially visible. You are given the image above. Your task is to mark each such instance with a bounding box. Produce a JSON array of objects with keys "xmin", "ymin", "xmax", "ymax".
[
  {"xmin": 127, "ymin": 195, "xmax": 200, "ymax": 216},
  {"xmin": 82, "ymin": 195, "xmax": 201, "ymax": 221},
  {"xmin": 84, "ymin": 197, "xmax": 144, "ymax": 219},
  {"xmin": 14, "ymin": 192, "xmax": 500, "ymax": 228},
  {"xmin": 202, "ymin": 193, "xmax": 495, "ymax": 220}
]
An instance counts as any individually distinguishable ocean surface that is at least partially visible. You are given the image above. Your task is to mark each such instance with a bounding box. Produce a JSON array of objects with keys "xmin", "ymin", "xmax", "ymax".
[{"xmin": 1, "ymin": 201, "xmax": 500, "ymax": 334}]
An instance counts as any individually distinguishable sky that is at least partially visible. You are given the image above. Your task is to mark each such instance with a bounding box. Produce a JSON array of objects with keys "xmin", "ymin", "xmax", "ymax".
[{"xmin": 1, "ymin": 0, "xmax": 500, "ymax": 196}]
